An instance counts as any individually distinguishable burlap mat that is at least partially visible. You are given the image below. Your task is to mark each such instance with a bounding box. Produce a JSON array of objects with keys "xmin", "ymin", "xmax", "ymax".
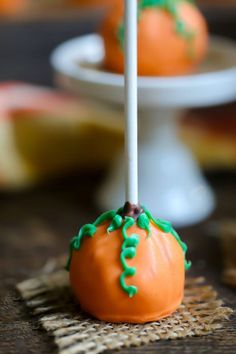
[{"xmin": 17, "ymin": 259, "xmax": 233, "ymax": 354}]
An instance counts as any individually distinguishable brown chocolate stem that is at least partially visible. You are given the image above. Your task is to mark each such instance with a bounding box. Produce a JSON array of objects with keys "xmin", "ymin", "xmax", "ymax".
[{"xmin": 121, "ymin": 202, "xmax": 143, "ymax": 221}]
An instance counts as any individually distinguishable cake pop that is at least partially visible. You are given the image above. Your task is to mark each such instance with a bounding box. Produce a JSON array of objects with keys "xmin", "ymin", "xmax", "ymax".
[
  {"xmin": 101, "ymin": 0, "xmax": 208, "ymax": 76},
  {"xmin": 67, "ymin": 203, "xmax": 191, "ymax": 323},
  {"xmin": 67, "ymin": 0, "xmax": 191, "ymax": 324},
  {"xmin": 0, "ymin": 0, "xmax": 25, "ymax": 15}
]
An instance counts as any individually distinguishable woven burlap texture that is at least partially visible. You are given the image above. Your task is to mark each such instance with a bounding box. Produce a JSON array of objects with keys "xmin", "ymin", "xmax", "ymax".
[{"xmin": 17, "ymin": 262, "xmax": 232, "ymax": 354}]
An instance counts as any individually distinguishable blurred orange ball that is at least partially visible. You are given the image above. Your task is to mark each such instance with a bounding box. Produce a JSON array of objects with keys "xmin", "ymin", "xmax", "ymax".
[
  {"xmin": 0, "ymin": 0, "xmax": 26, "ymax": 15},
  {"xmin": 69, "ymin": 0, "xmax": 119, "ymax": 8},
  {"xmin": 101, "ymin": 1, "xmax": 208, "ymax": 76}
]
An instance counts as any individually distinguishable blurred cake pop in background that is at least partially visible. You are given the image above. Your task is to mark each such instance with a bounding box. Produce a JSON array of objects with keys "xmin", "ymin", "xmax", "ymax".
[
  {"xmin": 69, "ymin": 0, "xmax": 119, "ymax": 8},
  {"xmin": 0, "ymin": 0, "xmax": 26, "ymax": 15},
  {"xmin": 101, "ymin": 0, "xmax": 208, "ymax": 76},
  {"xmin": 0, "ymin": 0, "xmax": 119, "ymax": 18}
]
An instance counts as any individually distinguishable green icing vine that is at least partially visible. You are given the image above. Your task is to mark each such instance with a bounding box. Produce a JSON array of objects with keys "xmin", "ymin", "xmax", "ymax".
[
  {"xmin": 65, "ymin": 210, "xmax": 116, "ymax": 271},
  {"xmin": 117, "ymin": 0, "xmax": 195, "ymax": 57},
  {"xmin": 137, "ymin": 212, "xmax": 151, "ymax": 237},
  {"xmin": 142, "ymin": 205, "xmax": 191, "ymax": 270},
  {"xmin": 120, "ymin": 217, "xmax": 140, "ymax": 297},
  {"xmin": 66, "ymin": 205, "xmax": 191, "ymax": 296},
  {"xmin": 107, "ymin": 214, "xmax": 123, "ymax": 233},
  {"xmin": 93, "ymin": 210, "xmax": 117, "ymax": 226}
]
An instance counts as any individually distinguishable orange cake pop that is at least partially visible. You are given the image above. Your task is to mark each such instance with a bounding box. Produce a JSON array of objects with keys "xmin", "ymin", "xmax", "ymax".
[
  {"xmin": 100, "ymin": 0, "xmax": 208, "ymax": 76},
  {"xmin": 0, "ymin": 0, "xmax": 26, "ymax": 15},
  {"xmin": 68, "ymin": 0, "xmax": 119, "ymax": 8},
  {"xmin": 67, "ymin": 203, "xmax": 191, "ymax": 323}
]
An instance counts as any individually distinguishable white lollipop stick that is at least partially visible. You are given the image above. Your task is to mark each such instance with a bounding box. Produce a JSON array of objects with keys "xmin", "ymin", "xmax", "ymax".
[{"xmin": 124, "ymin": 0, "xmax": 138, "ymax": 204}]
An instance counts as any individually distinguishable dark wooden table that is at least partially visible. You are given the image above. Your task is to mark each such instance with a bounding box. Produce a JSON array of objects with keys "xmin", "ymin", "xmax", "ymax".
[{"xmin": 0, "ymin": 170, "xmax": 236, "ymax": 354}]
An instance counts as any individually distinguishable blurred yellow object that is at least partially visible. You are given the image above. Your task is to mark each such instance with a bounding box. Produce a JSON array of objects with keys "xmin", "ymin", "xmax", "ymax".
[
  {"xmin": 0, "ymin": 82, "xmax": 123, "ymax": 190},
  {"xmin": 180, "ymin": 108, "xmax": 236, "ymax": 169},
  {"xmin": 1, "ymin": 83, "xmax": 234, "ymax": 191}
]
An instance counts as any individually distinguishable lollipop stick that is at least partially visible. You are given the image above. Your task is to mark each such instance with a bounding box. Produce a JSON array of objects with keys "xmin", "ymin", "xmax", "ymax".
[{"xmin": 124, "ymin": 0, "xmax": 138, "ymax": 205}]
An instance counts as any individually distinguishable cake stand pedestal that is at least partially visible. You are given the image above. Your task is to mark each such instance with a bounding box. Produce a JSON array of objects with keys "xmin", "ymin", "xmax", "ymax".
[
  {"xmin": 51, "ymin": 34, "xmax": 236, "ymax": 226},
  {"xmin": 98, "ymin": 108, "xmax": 214, "ymax": 226}
]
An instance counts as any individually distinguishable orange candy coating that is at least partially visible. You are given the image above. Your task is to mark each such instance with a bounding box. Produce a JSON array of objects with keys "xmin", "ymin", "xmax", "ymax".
[
  {"xmin": 70, "ymin": 221, "xmax": 185, "ymax": 323},
  {"xmin": 101, "ymin": 1, "xmax": 208, "ymax": 76},
  {"xmin": 0, "ymin": 0, "xmax": 26, "ymax": 15},
  {"xmin": 69, "ymin": 0, "xmax": 118, "ymax": 8}
]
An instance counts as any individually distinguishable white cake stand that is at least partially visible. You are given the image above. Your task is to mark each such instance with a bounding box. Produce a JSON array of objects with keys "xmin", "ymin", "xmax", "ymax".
[{"xmin": 51, "ymin": 34, "xmax": 236, "ymax": 226}]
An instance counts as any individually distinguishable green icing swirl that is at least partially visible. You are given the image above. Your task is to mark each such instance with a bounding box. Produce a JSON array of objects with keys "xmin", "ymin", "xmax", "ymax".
[
  {"xmin": 137, "ymin": 212, "xmax": 151, "ymax": 237},
  {"xmin": 118, "ymin": 0, "xmax": 195, "ymax": 57},
  {"xmin": 107, "ymin": 214, "xmax": 123, "ymax": 233},
  {"xmin": 66, "ymin": 205, "xmax": 191, "ymax": 296},
  {"xmin": 142, "ymin": 205, "xmax": 191, "ymax": 270},
  {"xmin": 93, "ymin": 210, "xmax": 117, "ymax": 226},
  {"xmin": 65, "ymin": 224, "xmax": 96, "ymax": 271},
  {"xmin": 65, "ymin": 210, "xmax": 116, "ymax": 271},
  {"xmin": 120, "ymin": 217, "xmax": 140, "ymax": 297}
]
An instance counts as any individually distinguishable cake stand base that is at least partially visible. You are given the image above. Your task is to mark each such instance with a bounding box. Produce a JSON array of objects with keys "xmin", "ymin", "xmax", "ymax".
[{"xmin": 98, "ymin": 108, "xmax": 215, "ymax": 227}]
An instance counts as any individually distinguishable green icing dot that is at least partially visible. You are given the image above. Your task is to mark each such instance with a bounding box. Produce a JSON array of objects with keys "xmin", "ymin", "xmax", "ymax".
[
  {"xmin": 120, "ymin": 271, "xmax": 137, "ymax": 298},
  {"xmin": 137, "ymin": 213, "xmax": 151, "ymax": 237},
  {"xmin": 185, "ymin": 260, "xmax": 192, "ymax": 270},
  {"xmin": 107, "ymin": 214, "xmax": 123, "ymax": 233},
  {"xmin": 79, "ymin": 224, "xmax": 97, "ymax": 237}
]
